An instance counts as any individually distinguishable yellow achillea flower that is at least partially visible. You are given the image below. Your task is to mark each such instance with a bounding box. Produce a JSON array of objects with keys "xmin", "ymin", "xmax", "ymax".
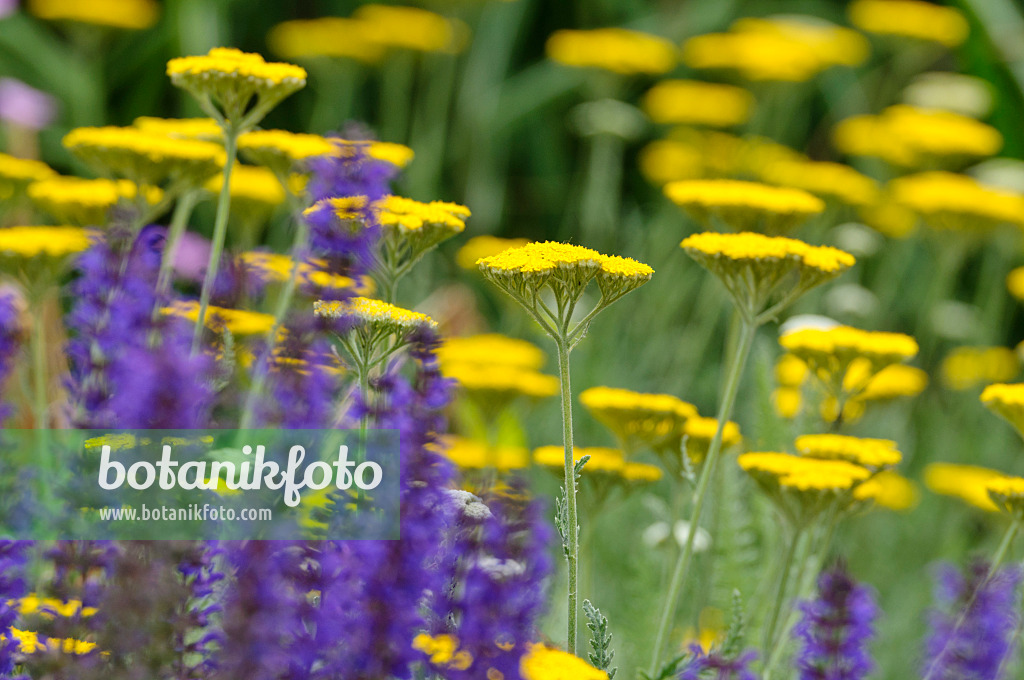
[
  {"xmin": 438, "ymin": 334, "xmax": 546, "ymax": 371},
  {"xmin": 638, "ymin": 140, "xmax": 704, "ymax": 186},
  {"xmin": 333, "ymin": 139, "xmax": 415, "ymax": 169},
  {"xmin": 1007, "ymin": 267, "xmax": 1024, "ymax": 302},
  {"xmin": 665, "ymin": 179, "xmax": 825, "ymax": 233},
  {"xmin": 49, "ymin": 637, "xmax": 98, "ymax": 655},
  {"xmin": 535, "ymin": 446, "xmax": 663, "ymax": 488},
  {"xmin": 0, "ymin": 226, "xmax": 93, "ymax": 259},
  {"xmin": 0, "ymin": 152, "xmax": 56, "ymax": 200},
  {"xmin": 377, "ymin": 195, "xmax": 470, "ymax": 234},
  {"xmin": 162, "ymin": 301, "xmax": 276, "ymax": 336},
  {"xmin": 643, "ymin": 80, "xmax": 754, "ymax": 127},
  {"xmin": 639, "ymin": 129, "xmax": 797, "ymax": 186},
  {"xmin": 167, "ymin": 48, "xmax": 307, "ymax": 128},
  {"xmin": 924, "ymin": 462, "xmax": 1002, "ymax": 512},
  {"xmin": 456, "ymin": 236, "xmax": 531, "ymax": 270},
  {"xmin": 412, "ymin": 633, "xmax": 473, "ymax": 671},
  {"xmin": 981, "ymin": 383, "xmax": 1024, "ymax": 438},
  {"xmin": 986, "ymin": 476, "xmax": 1024, "ymax": 518},
  {"xmin": 757, "ymin": 159, "xmax": 880, "ymax": 208},
  {"xmin": 63, "ymin": 126, "xmax": 225, "ymax": 189},
  {"xmin": 353, "ymin": 4, "xmax": 468, "ymax": 54},
  {"xmin": 28, "ymin": 177, "xmax": 162, "ymax": 226},
  {"xmin": 205, "ymin": 165, "xmax": 286, "ymax": 210},
  {"xmin": 682, "ymin": 416, "xmax": 742, "ymax": 464},
  {"xmin": 680, "ymin": 232, "xmax": 854, "ymax": 321},
  {"xmin": 133, "ymin": 116, "xmax": 222, "ymax": 141},
  {"xmin": 888, "ymin": 172, "xmax": 1024, "ymax": 232},
  {"xmin": 442, "ymin": 437, "xmax": 530, "ymax": 471},
  {"xmin": 239, "ymin": 251, "xmax": 366, "ymax": 293},
  {"xmin": 268, "ymin": 18, "xmax": 387, "ymax": 63},
  {"xmin": 546, "ymin": 28, "xmax": 676, "ymax": 75},
  {"xmin": 853, "ymin": 471, "xmax": 919, "ymax": 511},
  {"xmin": 579, "ymin": 386, "xmax": 697, "ymax": 455},
  {"xmin": 443, "ymin": 363, "xmax": 560, "ymax": 399},
  {"xmin": 520, "ymin": 643, "xmax": 608, "ymax": 680},
  {"xmin": 28, "ymin": 0, "xmax": 158, "ymax": 29},
  {"xmin": 856, "ymin": 364, "xmax": 928, "ymax": 400},
  {"xmin": 941, "ymin": 346, "xmax": 1019, "ymax": 391},
  {"xmin": 833, "ymin": 106, "xmax": 1002, "ymax": 168},
  {"xmin": 238, "ymin": 130, "xmax": 335, "ymax": 175},
  {"xmin": 848, "ymin": 0, "xmax": 969, "ymax": 47},
  {"xmin": 795, "ymin": 434, "xmax": 901, "ymax": 471},
  {"xmin": 5, "ymin": 628, "xmax": 46, "ymax": 654},
  {"xmin": 683, "ymin": 17, "xmax": 868, "ymax": 82},
  {"xmin": 14, "ymin": 595, "xmax": 97, "ymax": 619},
  {"xmin": 314, "ymin": 297, "xmax": 436, "ymax": 331},
  {"xmin": 739, "ymin": 451, "xmax": 870, "ymax": 520}
]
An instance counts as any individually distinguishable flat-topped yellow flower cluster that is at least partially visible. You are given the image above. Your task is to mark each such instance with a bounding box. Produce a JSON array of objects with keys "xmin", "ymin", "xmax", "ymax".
[
  {"xmin": 0, "ymin": 226, "xmax": 93, "ymax": 259},
  {"xmin": 28, "ymin": 0, "xmax": 159, "ymax": 30},
  {"xmin": 167, "ymin": 47, "xmax": 307, "ymax": 91},
  {"xmin": 781, "ymin": 326, "xmax": 919, "ymax": 371},
  {"xmin": 0, "ymin": 152, "xmax": 56, "ymax": 198},
  {"xmin": 665, "ymin": 179, "xmax": 825, "ymax": 233},
  {"xmin": 681, "ymin": 232, "xmax": 854, "ymax": 274},
  {"xmin": 580, "ymin": 386, "xmax": 697, "ymax": 454},
  {"xmin": 643, "ymin": 80, "xmax": 754, "ymax": 128},
  {"xmin": 848, "ymin": 0, "xmax": 969, "ymax": 47},
  {"xmin": 133, "ymin": 116, "xmax": 222, "ymax": 141},
  {"xmin": 888, "ymin": 171, "xmax": 1024, "ymax": 232},
  {"xmin": 981, "ymin": 383, "xmax": 1024, "ymax": 437},
  {"xmin": 163, "ymin": 301, "xmax": 276, "ymax": 337},
  {"xmin": 28, "ymin": 177, "xmax": 162, "ymax": 226},
  {"xmin": 314, "ymin": 297, "xmax": 436, "ymax": 331},
  {"xmin": 546, "ymin": 28, "xmax": 677, "ymax": 75},
  {"xmin": 478, "ymin": 241, "xmax": 653, "ymax": 281},
  {"xmin": 794, "ymin": 434, "xmax": 901, "ymax": 471}
]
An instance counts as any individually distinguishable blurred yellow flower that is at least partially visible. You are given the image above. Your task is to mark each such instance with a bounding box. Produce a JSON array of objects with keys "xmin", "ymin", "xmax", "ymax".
[
  {"xmin": 443, "ymin": 363, "xmax": 559, "ymax": 399},
  {"xmin": 133, "ymin": 116, "xmax": 222, "ymax": 141},
  {"xmin": 0, "ymin": 226, "xmax": 93, "ymax": 259},
  {"xmin": 986, "ymin": 476, "xmax": 1024, "ymax": 517},
  {"xmin": 0, "ymin": 152, "xmax": 56, "ymax": 200},
  {"xmin": 268, "ymin": 18, "xmax": 387, "ymax": 63},
  {"xmin": 795, "ymin": 433, "xmax": 901, "ymax": 471},
  {"xmin": 28, "ymin": 177, "xmax": 162, "ymax": 226},
  {"xmin": 442, "ymin": 437, "xmax": 530, "ymax": 471},
  {"xmin": 981, "ymin": 383, "xmax": 1024, "ymax": 438},
  {"xmin": 757, "ymin": 159, "xmax": 880, "ymax": 208},
  {"xmin": 314, "ymin": 297, "xmax": 436, "ymax": 332},
  {"xmin": 204, "ymin": 165, "xmax": 287, "ymax": 218},
  {"xmin": 853, "ymin": 471, "xmax": 919, "ymax": 511},
  {"xmin": 888, "ymin": 172, "xmax": 1024, "ymax": 232},
  {"xmin": 412, "ymin": 633, "xmax": 473, "ymax": 671},
  {"xmin": 353, "ymin": 4, "xmax": 468, "ymax": 54},
  {"xmin": 941, "ymin": 347, "xmax": 1019, "ymax": 391},
  {"xmin": 849, "ymin": 0, "xmax": 968, "ymax": 47},
  {"xmin": 162, "ymin": 301, "xmax": 276, "ymax": 336},
  {"xmin": 28, "ymin": 0, "xmax": 158, "ymax": 29},
  {"xmin": 665, "ymin": 179, "xmax": 824, "ymax": 233},
  {"xmin": 520, "ymin": 643, "xmax": 608, "ymax": 680},
  {"xmin": 924, "ymin": 462, "xmax": 1002, "ymax": 512},
  {"xmin": 580, "ymin": 386, "xmax": 697, "ymax": 454},
  {"xmin": 456, "ymin": 236, "xmax": 532, "ymax": 270},
  {"xmin": 238, "ymin": 130, "xmax": 335, "ymax": 175},
  {"xmin": 239, "ymin": 251, "xmax": 367, "ymax": 293},
  {"xmin": 546, "ymin": 28, "xmax": 676, "ymax": 75},
  {"xmin": 437, "ymin": 334, "xmax": 546, "ymax": 371},
  {"xmin": 683, "ymin": 416, "xmax": 742, "ymax": 464},
  {"xmin": 642, "ymin": 80, "xmax": 754, "ymax": 127}
]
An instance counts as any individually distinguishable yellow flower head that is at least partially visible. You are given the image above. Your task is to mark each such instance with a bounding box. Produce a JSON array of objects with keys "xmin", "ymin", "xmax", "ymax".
[
  {"xmin": 643, "ymin": 80, "xmax": 754, "ymax": 128},
  {"xmin": 268, "ymin": 18, "xmax": 387, "ymax": 63},
  {"xmin": 353, "ymin": 4, "xmax": 467, "ymax": 54},
  {"xmin": 680, "ymin": 231, "xmax": 854, "ymax": 319},
  {"xmin": 986, "ymin": 476, "xmax": 1024, "ymax": 517},
  {"xmin": 204, "ymin": 165, "xmax": 287, "ymax": 215},
  {"xmin": 28, "ymin": 0, "xmax": 158, "ymax": 29},
  {"xmin": 739, "ymin": 451, "xmax": 870, "ymax": 520},
  {"xmin": 133, "ymin": 116, "xmax": 223, "ymax": 141},
  {"xmin": 14, "ymin": 594, "xmax": 97, "ymax": 619},
  {"xmin": 438, "ymin": 334, "xmax": 546, "ymax": 371},
  {"xmin": 981, "ymin": 383, "xmax": 1024, "ymax": 439},
  {"xmin": 534, "ymin": 446, "xmax": 625, "ymax": 475},
  {"xmin": 520, "ymin": 643, "xmax": 608, "ymax": 680},
  {"xmin": 162, "ymin": 301, "xmax": 276, "ymax": 336},
  {"xmin": 331, "ymin": 139, "xmax": 415, "ymax": 169},
  {"xmin": 0, "ymin": 153, "xmax": 56, "ymax": 201},
  {"xmin": 546, "ymin": 28, "xmax": 676, "ymax": 75},
  {"xmin": 378, "ymin": 195, "xmax": 470, "ymax": 234},
  {"xmin": 942, "ymin": 346, "xmax": 1019, "ymax": 391},
  {"xmin": 443, "ymin": 436, "xmax": 530, "ymax": 471},
  {"xmin": 412, "ymin": 633, "xmax": 473, "ymax": 671},
  {"xmin": 443, "ymin": 363, "xmax": 560, "ymax": 399},
  {"xmin": 665, "ymin": 179, "xmax": 825, "ymax": 233},
  {"xmin": 888, "ymin": 172, "xmax": 1024, "ymax": 232},
  {"xmin": 683, "ymin": 416, "xmax": 742, "ymax": 464},
  {"xmin": 0, "ymin": 226, "xmax": 93, "ymax": 260},
  {"xmin": 238, "ymin": 130, "xmax": 335, "ymax": 176},
  {"xmin": 456, "ymin": 236, "xmax": 532, "ymax": 270},
  {"xmin": 853, "ymin": 470, "xmax": 919, "ymax": 511},
  {"xmin": 833, "ymin": 106, "xmax": 1002, "ymax": 168},
  {"xmin": 167, "ymin": 48, "xmax": 307, "ymax": 127},
  {"xmin": 924, "ymin": 462, "xmax": 1002, "ymax": 512},
  {"xmin": 63, "ymin": 126, "xmax": 225, "ymax": 189},
  {"xmin": 28, "ymin": 177, "xmax": 162, "ymax": 227},
  {"xmin": 1008, "ymin": 267, "xmax": 1024, "ymax": 303},
  {"xmin": 239, "ymin": 251, "xmax": 367, "ymax": 294},
  {"xmin": 757, "ymin": 159, "xmax": 880, "ymax": 208},
  {"xmin": 849, "ymin": 0, "xmax": 969, "ymax": 47},
  {"xmin": 580, "ymin": 386, "xmax": 698, "ymax": 454},
  {"xmin": 857, "ymin": 364, "xmax": 928, "ymax": 401},
  {"xmin": 795, "ymin": 433, "xmax": 901, "ymax": 471},
  {"xmin": 314, "ymin": 297, "xmax": 436, "ymax": 332},
  {"xmin": 684, "ymin": 17, "xmax": 868, "ymax": 82}
]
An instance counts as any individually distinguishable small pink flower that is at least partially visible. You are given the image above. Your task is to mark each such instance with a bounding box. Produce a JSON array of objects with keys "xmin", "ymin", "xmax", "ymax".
[{"xmin": 0, "ymin": 78, "xmax": 56, "ymax": 130}]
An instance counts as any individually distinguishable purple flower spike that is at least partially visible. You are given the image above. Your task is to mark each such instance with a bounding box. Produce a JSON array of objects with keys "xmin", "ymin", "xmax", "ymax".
[
  {"xmin": 794, "ymin": 563, "xmax": 878, "ymax": 680},
  {"xmin": 924, "ymin": 560, "xmax": 1022, "ymax": 680},
  {"xmin": 681, "ymin": 646, "xmax": 758, "ymax": 680}
]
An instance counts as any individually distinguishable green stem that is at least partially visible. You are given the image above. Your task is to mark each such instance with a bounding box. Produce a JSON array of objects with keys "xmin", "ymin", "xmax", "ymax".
[
  {"xmin": 556, "ymin": 336, "xmax": 579, "ymax": 655},
  {"xmin": 761, "ymin": 525, "xmax": 804, "ymax": 656},
  {"xmin": 30, "ymin": 296, "xmax": 54, "ymax": 508},
  {"xmin": 192, "ymin": 126, "xmax": 239, "ymax": 353},
  {"xmin": 157, "ymin": 190, "xmax": 200, "ymax": 299},
  {"xmin": 648, "ymin": 318, "xmax": 757, "ymax": 674}
]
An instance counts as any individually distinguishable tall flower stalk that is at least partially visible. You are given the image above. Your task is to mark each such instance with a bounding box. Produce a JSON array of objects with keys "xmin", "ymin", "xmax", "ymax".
[
  {"xmin": 648, "ymin": 232, "xmax": 854, "ymax": 673},
  {"xmin": 478, "ymin": 241, "xmax": 653, "ymax": 653}
]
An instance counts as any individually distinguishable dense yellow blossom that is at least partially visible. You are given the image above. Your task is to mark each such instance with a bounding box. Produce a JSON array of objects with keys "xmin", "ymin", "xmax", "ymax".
[
  {"xmin": 795, "ymin": 433, "xmax": 901, "ymax": 470},
  {"xmin": 0, "ymin": 153, "xmax": 56, "ymax": 200},
  {"xmin": 638, "ymin": 140, "xmax": 704, "ymax": 185},
  {"xmin": 28, "ymin": 177, "xmax": 162, "ymax": 226},
  {"xmin": 314, "ymin": 297, "xmax": 437, "ymax": 331},
  {"xmin": 639, "ymin": 130, "xmax": 798, "ymax": 186},
  {"xmin": 0, "ymin": 226, "xmax": 93, "ymax": 259},
  {"xmin": 665, "ymin": 179, "xmax": 824, "ymax": 233},
  {"xmin": 204, "ymin": 165, "xmax": 286, "ymax": 208},
  {"xmin": 683, "ymin": 416, "xmax": 742, "ymax": 463},
  {"xmin": 163, "ymin": 301, "xmax": 276, "ymax": 336},
  {"xmin": 857, "ymin": 364, "xmax": 928, "ymax": 400},
  {"xmin": 167, "ymin": 47, "xmax": 307, "ymax": 98},
  {"xmin": 848, "ymin": 0, "xmax": 969, "ymax": 47},
  {"xmin": 781, "ymin": 326, "xmax": 918, "ymax": 376},
  {"xmin": 981, "ymin": 383, "xmax": 1024, "ymax": 437},
  {"xmin": 456, "ymin": 236, "xmax": 532, "ymax": 270},
  {"xmin": 238, "ymin": 130, "xmax": 335, "ymax": 172},
  {"xmin": 546, "ymin": 28, "xmax": 676, "ymax": 75},
  {"xmin": 28, "ymin": 0, "xmax": 158, "ymax": 29},
  {"xmin": 133, "ymin": 116, "xmax": 222, "ymax": 141},
  {"xmin": 2, "ymin": 628, "xmax": 97, "ymax": 656},
  {"xmin": 520, "ymin": 643, "xmax": 608, "ymax": 680},
  {"xmin": 757, "ymin": 159, "xmax": 880, "ymax": 207},
  {"xmin": 941, "ymin": 347, "xmax": 1019, "ymax": 390},
  {"xmin": 377, "ymin": 196, "xmax": 470, "ymax": 234},
  {"xmin": 333, "ymin": 139, "xmax": 415, "ymax": 168},
  {"xmin": 684, "ymin": 17, "xmax": 868, "ymax": 82},
  {"xmin": 580, "ymin": 386, "xmax": 697, "ymax": 454},
  {"xmin": 739, "ymin": 452, "xmax": 870, "ymax": 495},
  {"xmin": 353, "ymin": 4, "xmax": 467, "ymax": 54},
  {"xmin": 437, "ymin": 334, "xmax": 546, "ymax": 371},
  {"xmin": 268, "ymin": 18, "xmax": 387, "ymax": 63},
  {"xmin": 443, "ymin": 363, "xmax": 560, "ymax": 399},
  {"xmin": 239, "ymin": 252, "xmax": 365, "ymax": 292},
  {"xmin": 833, "ymin": 106, "xmax": 1002, "ymax": 168},
  {"xmin": 642, "ymin": 80, "xmax": 754, "ymax": 127},
  {"xmin": 13, "ymin": 595, "xmax": 97, "ymax": 619},
  {"xmin": 442, "ymin": 437, "xmax": 530, "ymax": 471},
  {"xmin": 888, "ymin": 172, "xmax": 1024, "ymax": 231},
  {"xmin": 682, "ymin": 232, "xmax": 854, "ymax": 274},
  {"xmin": 924, "ymin": 462, "xmax": 1002, "ymax": 512},
  {"xmin": 853, "ymin": 471, "xmax": 919, "ymax": 511},
  {"xmin": 63, "ymin": 126, "xmax": 225, "ymax": 187}
]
